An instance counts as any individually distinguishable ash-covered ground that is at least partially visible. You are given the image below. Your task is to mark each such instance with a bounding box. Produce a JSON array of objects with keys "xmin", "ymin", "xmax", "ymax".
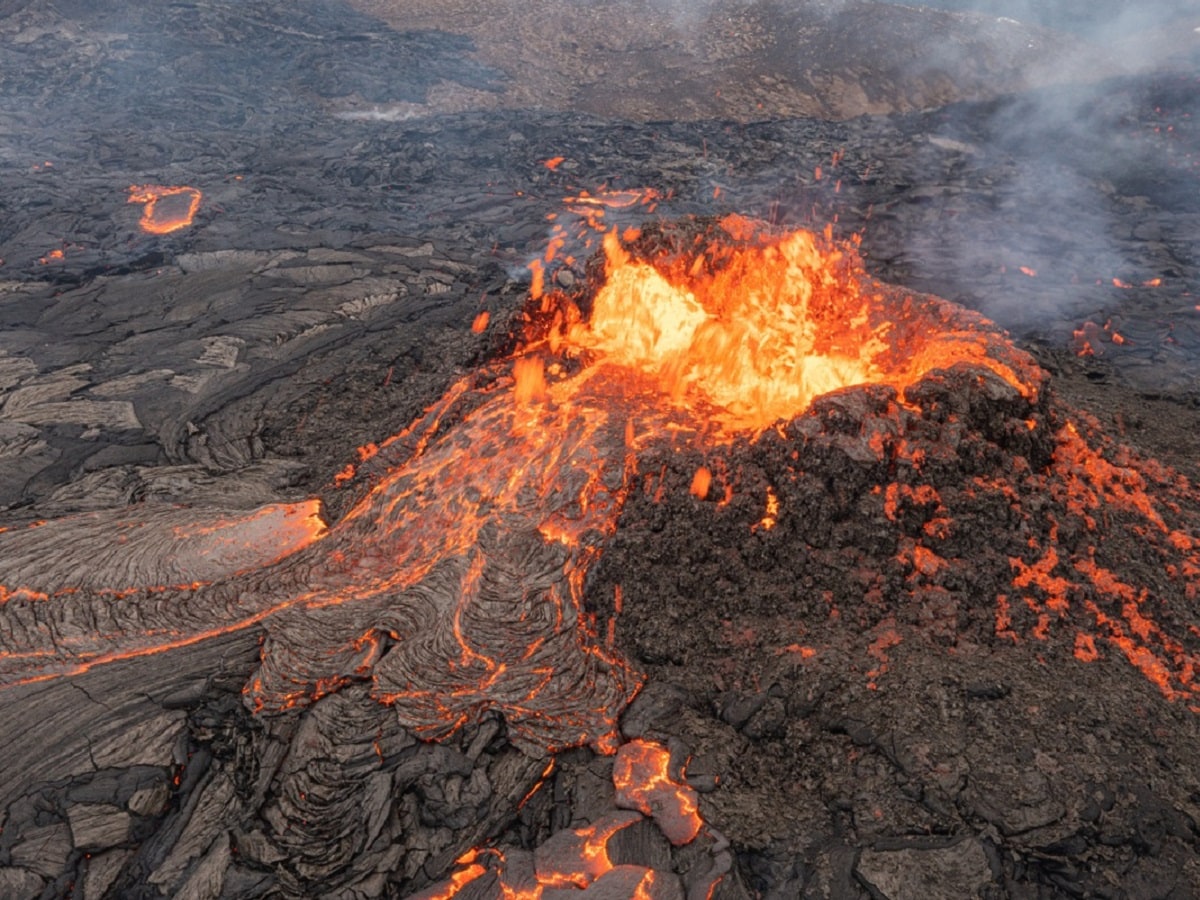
[{"xmin": 2, "ymin": 1, "xmax": 1200, "ymax": 898}]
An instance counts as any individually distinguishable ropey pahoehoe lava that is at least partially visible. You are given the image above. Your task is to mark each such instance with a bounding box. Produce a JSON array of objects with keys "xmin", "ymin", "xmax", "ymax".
[{"xmin": 2, "ymin": 210, "xmax": 1199, "ymax": 764}]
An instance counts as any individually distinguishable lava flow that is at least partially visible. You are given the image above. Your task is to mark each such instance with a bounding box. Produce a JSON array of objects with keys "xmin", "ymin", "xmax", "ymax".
[
  {"xmin": 412, "ymin": 738, "xmax": 706, "ymax": 899},
  {"xmin": 127, "ymin": 183, "xmax": 202, "ymax": 233},
  {"xmin": 2, "ymin": 204, "xmax": 1199, "ymax": 763}
]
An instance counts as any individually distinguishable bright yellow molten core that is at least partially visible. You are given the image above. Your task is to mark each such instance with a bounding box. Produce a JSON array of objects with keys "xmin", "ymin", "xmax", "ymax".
[{"xmin": 565, "ymin": 224, "xmax": 879, "ymax": 432}]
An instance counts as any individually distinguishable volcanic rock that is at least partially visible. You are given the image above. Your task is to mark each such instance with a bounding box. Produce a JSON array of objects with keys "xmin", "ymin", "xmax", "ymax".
[
  {"xmin": 353, "ymin": 0, "xmax": 1130, "ymax": 121},
  {"xmin": 2, "ymin": 0, "xmax": 1200, "ymax": 896},
  {"xmin": 854, "ymin": 838, "xmax": 993, "ymax": 900}
]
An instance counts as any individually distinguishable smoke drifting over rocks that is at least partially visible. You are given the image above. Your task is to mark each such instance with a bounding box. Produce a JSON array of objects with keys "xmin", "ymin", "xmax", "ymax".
[{"xmin": 863, "ymin": 0, "xmax": 1198, "ymax": 336}]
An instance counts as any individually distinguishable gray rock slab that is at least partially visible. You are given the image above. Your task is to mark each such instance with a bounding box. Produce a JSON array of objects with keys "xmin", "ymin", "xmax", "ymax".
[
  {"xmin": 855, "ymin": 838, "xmax": 992, "ymax": 900},
  {"xmin": 67, "ymin": 803, "xmax": 132, "ymax": 850}
]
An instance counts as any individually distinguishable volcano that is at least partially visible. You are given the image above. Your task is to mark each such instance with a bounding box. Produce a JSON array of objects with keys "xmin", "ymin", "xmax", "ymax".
[
  {"xmin": 3, "ymin": 0, "xmax": 1200, "ymax": 897},
  {"xmin": 0, "ymin": 215, "xmax": 1052, "ymax": 733},
  {"xmin": 4, "ymin": 212, "xmax": 1200, "ymax": 898}
]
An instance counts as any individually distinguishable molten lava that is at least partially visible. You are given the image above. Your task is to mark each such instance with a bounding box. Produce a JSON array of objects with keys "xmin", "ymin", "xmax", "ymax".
[
  {"xmin": 6, "ymin": 198, "xmax": 1200, "ymax": 898},
  {"xmin": 613, "ymin": 739, "xmax": 702, "ymax": 845},
  {"xmin": 543, "ymin": 215, "xmax": 1038, "ymax": 435},
  {"xmin": 416, "ymin": 738, "xmax": 705, "ymax": 898},
  {"xmin": 2, "ymin": 204, "xmax": 1197, "ymax": 793},
  {"xmin": 128, "ymin": 184, "xmax": 202, "ymax": 234},
  {"xmin": 0, "ymin": 212, "xmax": 1099, "ymax": 742}
]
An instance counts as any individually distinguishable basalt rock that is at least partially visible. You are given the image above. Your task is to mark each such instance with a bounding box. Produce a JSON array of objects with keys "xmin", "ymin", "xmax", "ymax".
[{"xmin": 2, "ymin": 0, "xmax": 1200, "ymax": 896}]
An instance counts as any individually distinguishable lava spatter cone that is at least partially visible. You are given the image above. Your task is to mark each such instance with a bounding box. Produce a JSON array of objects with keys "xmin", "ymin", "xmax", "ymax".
[
  {"xmin": 0, "ymin": 214, "xmax": 1029, "ymax": 755},
  {"xmin": 3, "ymin": 214, "xmax": 1197, "ymax": 760},
  {"xmin": 3, "ymin": 214, "xmax": 1200, "ymax": 897}
]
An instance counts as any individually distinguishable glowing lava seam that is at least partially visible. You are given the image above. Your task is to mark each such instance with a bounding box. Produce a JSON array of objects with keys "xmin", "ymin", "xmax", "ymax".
[{"xmin": 128, "ymin": 184, "xmax": 202, "ymax": 234}]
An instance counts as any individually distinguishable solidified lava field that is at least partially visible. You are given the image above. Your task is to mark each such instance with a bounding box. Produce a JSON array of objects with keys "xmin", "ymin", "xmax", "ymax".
[{"xmin": 2, "ymin": 1, "xmax": 1200, "ymax": 898}]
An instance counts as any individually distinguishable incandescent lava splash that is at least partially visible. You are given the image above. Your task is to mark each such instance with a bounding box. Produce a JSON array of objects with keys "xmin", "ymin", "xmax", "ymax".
[
  {"xmin": 540, "ymin": 214, "xmax": 1040, "ymax": 435},
  {"xmin": 3, "ymin": 209, "xmax": 1198, "ymax": 766}
]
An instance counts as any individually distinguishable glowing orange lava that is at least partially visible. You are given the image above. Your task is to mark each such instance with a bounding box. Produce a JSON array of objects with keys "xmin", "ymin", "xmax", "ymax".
[
  {"xmin": 128, "ymin": 184, "xmax": 202, "ymax": 234},
  {"xmin": 7, "ymin": 186, "xmax": 1200, "ymax": 899},
  {"xmin": 4, "ymin": 191, "xmax": 1197, "ymax": 810},
  {"xmin": 0, "ymin": 207, "xmax": 1047, "ymax": 746},
  {"xmin": 544, "ymin": 215, "xmax": 1037, "ymax": 436},
  {"xmin": 421, "ymin": 738, "xmax": 706, "ymax": 897},
  {"xmin": 613, "ymin": 739, "xmax": 702, "ymax": 845}
]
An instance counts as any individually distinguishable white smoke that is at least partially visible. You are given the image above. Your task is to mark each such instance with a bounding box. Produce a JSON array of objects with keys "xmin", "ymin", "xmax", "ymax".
[{"xmin": 875, "ymin": 0, "xmax": 1198, "ymax": 331}]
